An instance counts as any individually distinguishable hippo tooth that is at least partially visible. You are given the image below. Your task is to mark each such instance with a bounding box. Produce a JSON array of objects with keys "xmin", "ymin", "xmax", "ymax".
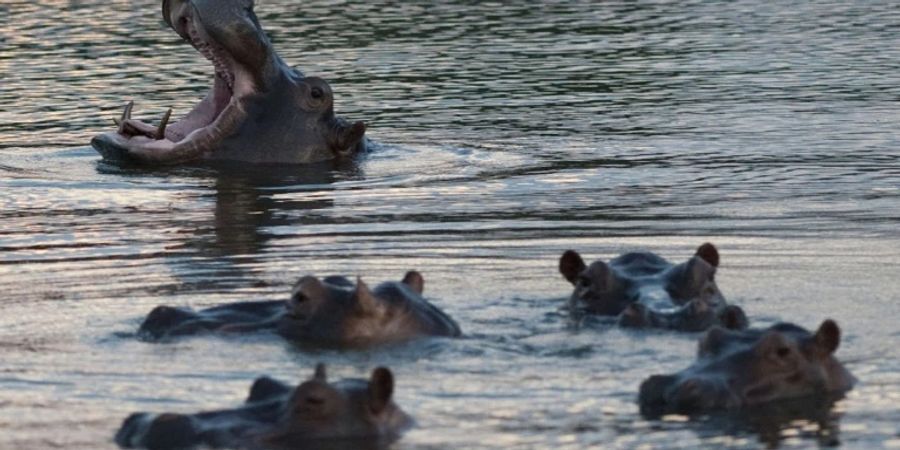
[
  {"xmin": 155, "ymin": 108, "xmax": 172, "ymax": 140},
  {"xmin": 117, "ymin": 101, "xmax": 134, "ymax": 134}
]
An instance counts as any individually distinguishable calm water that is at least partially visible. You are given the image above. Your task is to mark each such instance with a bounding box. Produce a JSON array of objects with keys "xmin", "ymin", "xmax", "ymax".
[{"xmin": 1, "ymin": 1, "xmax": 899, "ymax": 448}]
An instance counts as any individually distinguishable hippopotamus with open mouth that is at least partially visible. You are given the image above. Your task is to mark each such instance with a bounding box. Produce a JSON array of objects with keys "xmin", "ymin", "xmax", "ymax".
[
  {"xmin": 558, "ymin": 243, "xmax": 748, "ymax": 331},
  {"xmin": 638, "ymin": 319, "xmax": 856, "ymax": 416},
  {"xmin": 92, "ymin": 0, "xmax": 367, "ymax": 165},
  {"xmin": 115, "ymin": 364, "xmax": 413, "ymax": 450},
  {"xmin": 138, "ymin": 271, "xmax": 462, "ymax": 348}
]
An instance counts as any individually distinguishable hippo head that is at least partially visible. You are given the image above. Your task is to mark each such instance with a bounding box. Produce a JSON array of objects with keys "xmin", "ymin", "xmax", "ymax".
[
  {"xmin": 115, "ymin": 364, "xmax": 412, "ymax": 449},
  {"xmin": 639, "ymin": 320, "xmax": 856, "ymax": 415},
  {"xmin": 559, "ymin": 243, "xmax": 747, "ymax": 331},
  {"xmin": 263, "ymin": 364, "xmax": 414, "ymax": 444},
  {"xmin": 278, "ymin": 272, "xmax": 429, "ymax": 347},
  {"xmin": 91, "ymin": 0, "xmax": 366, "ymax": 165}
]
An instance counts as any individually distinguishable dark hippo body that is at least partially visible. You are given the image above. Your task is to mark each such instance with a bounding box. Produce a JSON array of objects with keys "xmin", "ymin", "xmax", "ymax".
[
  {"xmin": 638, "ymin": 320, "xmax": 855, "ymax": 416},
  {"xmin": 139, "ymin": 271, "xmax": 461, "ymax": 348},
  {"xmin": 559, "ymin": 243, "xmax": 748, "ymax": 331},
  {"xmin": 115, "ymin": 365, "xmax": 413, "ymax": 450},
  {"xmin": 92, "ymin": 0, "xmax": 367, "ymax": 165}
]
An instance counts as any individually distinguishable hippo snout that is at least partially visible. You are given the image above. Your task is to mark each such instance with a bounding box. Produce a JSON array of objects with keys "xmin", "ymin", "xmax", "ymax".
[
  {"xmin": 619, "ymin": 303, "xmax": 649, "ymax": 328},
  {"xmin": 114, "ymin": 412, "xmax": 148, "ymax": 448},
  {"xmin": 143, "ymin": 413, "xmax": 198, "ymax": 450},
  {"xmin": 138, "ymin": 305, "xmax": 195, "ymax": 340},
  {"xmin": 668, "ymin": 377, "xmax": 737, "ymax": 413},
  {"xmin": 638, "ymin": 374, "xmax": 689, "ymax": 418},
  {"xmin": 638, "ymin": 374, "xmax": 676, "ymax": 409},
  {"xmin": 639, "ymin": 375, "xmax": 734, "ymax": 415}
]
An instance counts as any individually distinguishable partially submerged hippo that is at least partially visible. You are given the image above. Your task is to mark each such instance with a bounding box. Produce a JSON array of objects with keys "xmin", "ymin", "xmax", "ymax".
[
  {"xmin": 638, "ymin": 319, "xmax": 855, "ymax": 416},
  {"xmin": 558, "ymin": 243, "xmax": 748, "ymax": 331},
  {"xmin": 116, "ymin": 364, "xmax": 413, "ymax": 450},
  {"xmin": 139, "ymin": 271, "xmax": 461, "ymax": 347},
  {"xmin": 92, "ymin": 0, "xmax": 367, "ymax": 165}
]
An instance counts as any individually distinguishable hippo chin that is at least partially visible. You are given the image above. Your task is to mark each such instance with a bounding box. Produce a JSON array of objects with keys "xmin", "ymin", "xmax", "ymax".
[
  {"xmin": 638, "ymin": 320, "xmax": 856, "ymax": 416},
  {"xmin": 92, "ymin": 0, "xmax": 367, "ymax": 165},
  {"xmin": 559, "ymin": 243, "xmax": 748, "ymax": 332},
  {"xmin": 138, "ymin": 271, "xmax": 462, "ymax": 348},
  {"xmin": 115, "ymin": 364, "xmax": 413, "ymax": 450}
]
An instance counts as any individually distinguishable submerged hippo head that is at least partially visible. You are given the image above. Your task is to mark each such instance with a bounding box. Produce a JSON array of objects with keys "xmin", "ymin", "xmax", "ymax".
[
  {"xmin": 92, "ymin": 0, "xmax": 367, "ymax": 165},
  {"xmin": 278, "ymin": 271, "xmax": 462, "ymax": 347},
  {"xmin": 638, "ymin": 320, "xmax": 856, "ymax": 416},
  {"xmin": 265, "ymin": 365, "xmax": 413, "ymax": 445},
  {"xmin": 115, "ymin": 364, "xmax": 413, "ymax": 449},
  {"xmin": 559, "ymin": 243, "xmax": 747, "ymax": 331}
]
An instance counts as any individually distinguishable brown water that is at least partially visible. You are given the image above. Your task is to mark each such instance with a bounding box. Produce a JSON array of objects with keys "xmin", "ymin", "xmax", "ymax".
[{"xmin": 1, "ymin": 1, "xmax": 899, "ymax": 449}]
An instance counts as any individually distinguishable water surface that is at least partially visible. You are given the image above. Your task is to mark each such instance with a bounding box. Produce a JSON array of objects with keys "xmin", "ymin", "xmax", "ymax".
[{"xmin": 1, "ymin": 1, "xmax": 898, "ymax": 449}]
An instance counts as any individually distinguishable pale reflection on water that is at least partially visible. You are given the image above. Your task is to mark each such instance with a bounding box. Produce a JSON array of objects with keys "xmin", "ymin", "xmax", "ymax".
[{"xmin": 1, "ymin": 1, "xmax": 899, "ymax": 449}]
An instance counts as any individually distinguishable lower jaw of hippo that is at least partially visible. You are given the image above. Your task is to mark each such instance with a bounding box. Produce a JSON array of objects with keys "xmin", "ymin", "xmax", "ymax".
[
  {"xmin": 92, "ymin": 16, "xmax": 255, "ymax": 165},
  {"xmin": 92, "ymin": 88, "xmax": 247, "ymax": 164}
]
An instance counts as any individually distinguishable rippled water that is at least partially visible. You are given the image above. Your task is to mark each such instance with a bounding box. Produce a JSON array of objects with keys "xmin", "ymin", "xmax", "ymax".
[{"xmin": 1, "ymin": 1, "xmax": 899, "ymax": 449}]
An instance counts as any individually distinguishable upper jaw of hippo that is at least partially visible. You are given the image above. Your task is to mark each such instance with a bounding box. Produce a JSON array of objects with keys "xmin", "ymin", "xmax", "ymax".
[{"xmin": 92, "ymin": 3, "xmax": 266, "ymax": 165}]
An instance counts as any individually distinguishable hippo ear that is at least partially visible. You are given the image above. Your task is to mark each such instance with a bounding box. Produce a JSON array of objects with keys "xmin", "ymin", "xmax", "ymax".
[
  {"xmin": 401, "ymin": 271, "xmax": 425, "ymax": 295},
  {"xmin": 685, "ymin": 256, "xmax": 716, "ymax": 289},
  {"xmin": 695, "ymin": 243, "xmax": 720, "ymax": 267},
  {"xmin": 719, "ymin": 305, "xmax": 748, "ymax": 330},
  {"xmin": 559, "ymin": 250, "xmax": 587, "ymax": 284},
  {"xmin": 584, "ymin": 260, "xmax": 617, "ymax": 292},
  {"xmin": 313, "ymin": 363, "xmax": 327, "ymax": 382},
  {"xmin": 368, "ymin": 367, "xmax": 394, "ymax": 415},
  {"xmin": 353, "ymin": 277, "xmax": 380, "ymax": 315},
  {"xmin": 292, "ymin": 276, "xmax": 327, "ymax": 303},
  {"xmin": 814, "ymin": 319, "xmax": 841, "ymax": 355},
  {"xmin": 698, "ymin": 326, "xmax": 728, "ymax": 356}
]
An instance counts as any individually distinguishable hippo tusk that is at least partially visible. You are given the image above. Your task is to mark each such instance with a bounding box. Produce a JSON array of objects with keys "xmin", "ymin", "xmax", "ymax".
[
  {"xmin": 155, "ymin": 108, "xmax": 172, "ymax": 140},
  {"xmin": 116, "ymin": 101, "xmax": 134, "ymax": 134}
]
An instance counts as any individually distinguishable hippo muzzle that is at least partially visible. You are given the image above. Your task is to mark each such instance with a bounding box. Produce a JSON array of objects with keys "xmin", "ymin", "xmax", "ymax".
[{"xmin": 638, "ymin": 320, "xmax": 856, "ymax": 416}]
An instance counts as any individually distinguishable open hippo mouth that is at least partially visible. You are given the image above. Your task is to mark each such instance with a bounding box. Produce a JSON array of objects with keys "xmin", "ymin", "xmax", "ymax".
[
  {"xmin": 93, "ymin": 0, "xmax": 368, "ymax": 166},
  {"xmin": 91, "ymin": 0, "xmax": 257, "ymax": 163}
]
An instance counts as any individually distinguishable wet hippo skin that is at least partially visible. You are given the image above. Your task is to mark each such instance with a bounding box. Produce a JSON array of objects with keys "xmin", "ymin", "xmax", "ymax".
[
  {"xmin": 115, "ymin": 364, "xmax": 413, "ymax": 450},
  {"xmin": 92, "ymin": 0, "xmax": 367, "ymax": 165},
  {"xmin": 638, "ymin": 319, "xmax": 856, "ymax": 416},
  {"xmin": 138, "ymin": 271, "xmax": 461, "ymax": 348},
  {"xmin": 559, "ymin": 243, "xmax": 748, "ymax": 331}
]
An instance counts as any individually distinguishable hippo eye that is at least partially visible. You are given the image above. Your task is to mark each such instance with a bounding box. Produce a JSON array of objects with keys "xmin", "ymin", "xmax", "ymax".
[
  {"xmin": 775, "ymin": 347, "xmax": 791, "ymax": 358},
  {"xmin": 305, "ymin": 395, "xmax": 325, "ymax": 406},
  {"xmin": 311, "ymin": 87, "xmax": 324, "ymax": 99}
]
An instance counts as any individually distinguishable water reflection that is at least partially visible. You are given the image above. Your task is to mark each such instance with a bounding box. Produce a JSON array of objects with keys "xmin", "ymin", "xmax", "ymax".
[
  {"xmin": 651, "ymin": 395, "xmax": 846, "ymax": 449},
  {"xmin": 94, "ymin": 159, "xmax": 360, "ymax": 290},
  {"xmin": 201, "ymin": 161, "xmax": 357, "ymax": 257},
  {"xmin": 249, "ymin": 436, "xmax": 395, "ymax": 450}
]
